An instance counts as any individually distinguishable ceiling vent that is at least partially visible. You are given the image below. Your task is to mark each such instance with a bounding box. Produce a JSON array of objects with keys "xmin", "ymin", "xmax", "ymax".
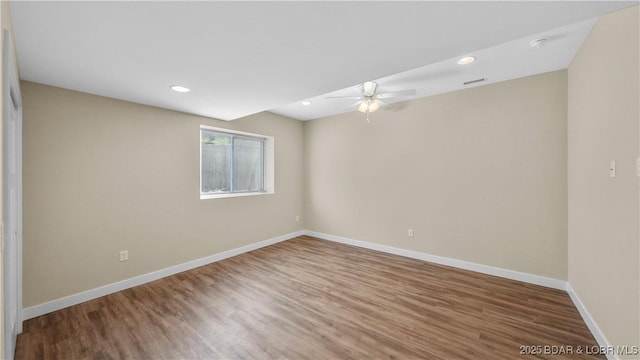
[{"xmin": 463, "ymin": 78, "xmax": 486, "ymax": 86}]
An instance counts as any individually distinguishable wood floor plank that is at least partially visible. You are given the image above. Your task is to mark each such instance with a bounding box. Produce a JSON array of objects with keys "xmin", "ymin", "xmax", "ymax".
[{"xmin": 16, "ymin": 236, "xmax": 604, "ymax": 359}]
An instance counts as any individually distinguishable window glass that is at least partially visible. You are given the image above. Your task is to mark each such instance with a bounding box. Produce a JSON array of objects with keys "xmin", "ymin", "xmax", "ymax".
[
  {"xmin": 232, "ymin": 137, "xmax": 263, "ymax": 192},
  {"xmin": 200, "ymin": 129, "xmax": 265, "ymax": 195}
]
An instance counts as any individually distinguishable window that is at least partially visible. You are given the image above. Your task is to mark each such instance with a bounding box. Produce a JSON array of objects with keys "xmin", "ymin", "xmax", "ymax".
[{"xmin": 200, "ymin": 126, "xmax": 274, "ymax": 199}]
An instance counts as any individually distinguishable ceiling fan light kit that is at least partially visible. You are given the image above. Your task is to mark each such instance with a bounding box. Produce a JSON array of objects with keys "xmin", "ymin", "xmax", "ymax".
[
  {"xmin": 357, "ymin": 99, "xmax": 380, "ymax": 123},
  {"xmin": 357, "ymin": 99, "xmax": 380, "ymax": 114}
]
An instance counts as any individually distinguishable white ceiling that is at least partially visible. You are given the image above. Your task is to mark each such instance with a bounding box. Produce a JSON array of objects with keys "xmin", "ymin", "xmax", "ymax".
[{"xmin": 10, "ymin": 1, "xmax": 637, "ymax": 121}]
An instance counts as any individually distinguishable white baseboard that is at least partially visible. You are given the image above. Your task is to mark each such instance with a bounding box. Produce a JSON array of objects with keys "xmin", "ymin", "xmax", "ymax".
[
  {"xmin": 22, "ymin": 230, "xmax": 305, "ymax": 321},
  {"xmin": 304, "ymin": 230, "xmax": 567, "ymax": 290},
  {"xmin": 566, "ymin": 284, "xmax": 618, "ymax": 360}
]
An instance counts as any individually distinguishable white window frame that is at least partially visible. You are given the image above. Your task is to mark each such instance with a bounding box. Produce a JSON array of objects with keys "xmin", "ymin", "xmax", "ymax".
[{"xmin": 200, "ymin": 125, "xmax": 274, "ymax": 200}]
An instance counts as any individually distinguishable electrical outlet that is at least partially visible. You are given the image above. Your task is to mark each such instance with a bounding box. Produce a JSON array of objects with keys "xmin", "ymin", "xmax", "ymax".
[
  {"xmin": 408, "ymin": 229, "xmax": 414, "ymax": 237},
  {"xmin": 119, "ymin": 250, "xmax": 128, "ymax": 262}
]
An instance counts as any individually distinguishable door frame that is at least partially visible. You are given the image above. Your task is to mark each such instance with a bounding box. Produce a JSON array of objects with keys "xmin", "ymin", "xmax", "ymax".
[{"xmin": 3, "ymin": 29, "xmax": 22, "ymax": 360}]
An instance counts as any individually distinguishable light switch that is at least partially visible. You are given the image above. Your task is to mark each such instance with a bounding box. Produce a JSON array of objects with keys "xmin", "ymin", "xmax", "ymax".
[{"xmin": 609, "ymin": 160, "xmax": 616, "ymax": 178}]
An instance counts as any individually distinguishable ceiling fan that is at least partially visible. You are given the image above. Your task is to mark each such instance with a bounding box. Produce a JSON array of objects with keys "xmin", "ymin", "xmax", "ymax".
[{"xmin": 327, "ymin": 81, "xmax": 417, "ymax": 122}]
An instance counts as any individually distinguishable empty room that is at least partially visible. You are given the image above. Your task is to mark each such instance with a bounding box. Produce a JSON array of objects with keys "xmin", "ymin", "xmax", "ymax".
[{"xmin": 0, "ymin": 1, "xmax": 637, "ymax": 359}]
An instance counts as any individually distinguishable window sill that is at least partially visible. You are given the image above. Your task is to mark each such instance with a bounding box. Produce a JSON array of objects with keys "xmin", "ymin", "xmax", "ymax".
[{"xmin": 200, "ymin": 191, "xmax": 273, "ymax": 200}]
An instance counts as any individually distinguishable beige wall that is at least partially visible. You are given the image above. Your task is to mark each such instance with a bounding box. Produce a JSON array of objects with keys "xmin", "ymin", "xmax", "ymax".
[
  {"xmin": 21, "ymin": 81, "xmax": 304, "ymax": 307},
  {"xmin": 568, "ymin": 5, "xmax": 639, "ymax": 353},
  {"xmin": 304, "ymin": 70, "xmax": 568, "ymax": 280}
]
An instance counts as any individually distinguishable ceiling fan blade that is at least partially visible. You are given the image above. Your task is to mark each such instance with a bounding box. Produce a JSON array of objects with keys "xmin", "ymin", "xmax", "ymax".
[
  {"xmin": 376, "ymin": 99, "xmax": 393, "ymax": 111},
  {"xmin": 326, "ymin": 95, "xmax": 364, "ymax": 100},
  {"xmin": 376, "ymin": 88, "xmax": 417, "ymax": 99},
  {"xmin": 344, "ymin": 100, "xmax": 363, "ymax": 111}
]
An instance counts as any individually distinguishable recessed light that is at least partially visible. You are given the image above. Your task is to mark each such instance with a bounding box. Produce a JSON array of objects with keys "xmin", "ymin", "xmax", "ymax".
[
  {"xmin": 530, "ymin": 38, "xmax": 549, "ymax": 48},
  {"xmin": 301, "ymin": 101, "xmax": 312, "ymax": 106},
  {"xmin": 170, "ymin": 85, "xmax": 191, "ymax": 93},
  {"xmin": 457, "ymin": 56, "xmax": 476, "ymax": 65}
]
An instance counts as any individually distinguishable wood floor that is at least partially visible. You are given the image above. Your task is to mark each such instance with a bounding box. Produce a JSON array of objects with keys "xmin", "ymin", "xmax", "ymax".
[{"xmin": 16, "ymin": 236, "xmax": 603, "ymax": 360}]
